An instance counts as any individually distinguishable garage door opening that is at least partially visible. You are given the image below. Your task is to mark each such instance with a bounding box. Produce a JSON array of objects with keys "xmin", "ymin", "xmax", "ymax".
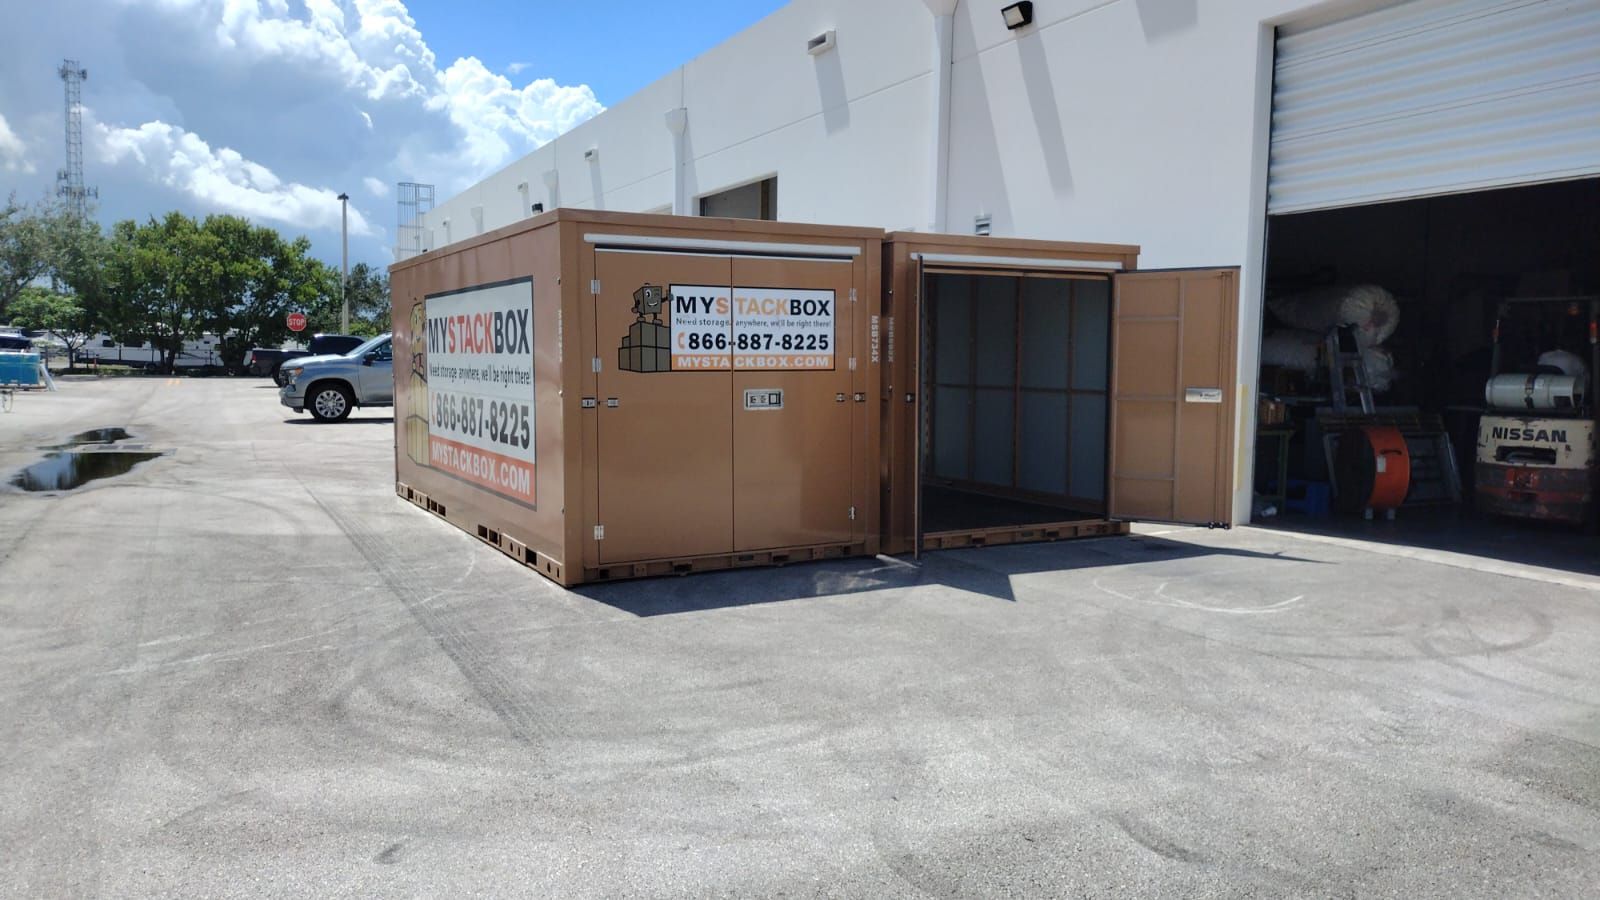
[
  {"xmin": 1254, "ymin": 177, "xmax": 1600, "ymax": 565},
  {"xmin": 919, "ymin": 271, "xmax": 1110, "ymax": 540}
]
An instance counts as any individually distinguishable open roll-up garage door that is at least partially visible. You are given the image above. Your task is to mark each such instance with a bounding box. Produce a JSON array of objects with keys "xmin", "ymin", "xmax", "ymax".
[{"xmin": 1269, "ymin": 0, "xmax": 1600, "ymax": 214}]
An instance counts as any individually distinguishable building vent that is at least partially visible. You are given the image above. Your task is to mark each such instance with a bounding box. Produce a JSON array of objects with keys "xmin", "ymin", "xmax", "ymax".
[
  {"xmin": 974, "ymin": 214, "xmax": 992, "ymax": 236},
  {"xmin": 807, "ymin": 30, "xmax": 837, "ymax": 55}
]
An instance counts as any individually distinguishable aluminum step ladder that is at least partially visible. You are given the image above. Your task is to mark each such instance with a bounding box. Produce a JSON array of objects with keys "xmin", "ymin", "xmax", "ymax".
[{"xmin": 1325, "ymin": 325, "xmax": 1375, "ymax": 414}]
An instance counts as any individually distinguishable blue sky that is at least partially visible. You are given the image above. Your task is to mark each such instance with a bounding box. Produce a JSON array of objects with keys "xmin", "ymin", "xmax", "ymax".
[
  {"xmin": 406, "ymin": 0, "xmax": 786, "ymax": 104},
  {"xmin": 0, "ymin": 0, "xmax": 787, "ymax": 271}
]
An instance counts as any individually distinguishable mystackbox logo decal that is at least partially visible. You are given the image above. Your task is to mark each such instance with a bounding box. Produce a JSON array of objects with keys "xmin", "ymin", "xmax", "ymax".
[
  {"xmin": 617, "ymin": 283, "xmax": 836, "ymax": 372},
  {"xmin": 418, "ymin": 278, "xmax": 537, "ymax": 506},
  {"xmin": 404, "ymin": 298, "xmax": 430, "ymax": 466}
]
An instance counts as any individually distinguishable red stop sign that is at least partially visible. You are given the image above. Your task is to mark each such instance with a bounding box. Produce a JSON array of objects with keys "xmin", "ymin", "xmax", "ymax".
[{"xmin": 287, "ymin": 312, "xmax": 307, "ymax": 332}]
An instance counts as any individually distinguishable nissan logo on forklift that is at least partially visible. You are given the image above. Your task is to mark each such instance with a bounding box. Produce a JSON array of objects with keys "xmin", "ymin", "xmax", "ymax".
[{"xmin": 1489, "ymin": 426, "xmax": 1568, "ymax": 444}]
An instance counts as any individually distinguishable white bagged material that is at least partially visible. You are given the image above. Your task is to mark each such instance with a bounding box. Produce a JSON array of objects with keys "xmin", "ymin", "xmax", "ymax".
[
  {"xmin": 1260, "ymin": 328, "xmax": 1395, "ymax": 392},
  {"xmin": 1537, "ymin": 349, "xmax": 1588, "ymax": 380},
  {"xmin": 1268, "ymin": 284, "xmax": 1400, "ymax": 346},
  {"xmin": 1260, "ymin": 329, "xmax": 1322, "ymax": 372}
]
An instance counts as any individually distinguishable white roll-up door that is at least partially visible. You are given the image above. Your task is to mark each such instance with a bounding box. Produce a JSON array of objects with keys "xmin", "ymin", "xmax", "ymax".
[{"xmin": 1268, "ymin": 0, "xmax": 1600, "ymax": 214}]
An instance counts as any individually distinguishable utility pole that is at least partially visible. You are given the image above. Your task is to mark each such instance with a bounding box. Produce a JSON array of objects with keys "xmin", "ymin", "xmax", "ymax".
[{"xmin": 337, "ymin": 192, "xmax": 350, "ymax": 333}]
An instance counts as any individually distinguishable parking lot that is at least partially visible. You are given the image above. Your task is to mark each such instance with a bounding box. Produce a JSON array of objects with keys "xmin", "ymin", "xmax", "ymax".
[{"xmin": 2, "ymin": 377, "xmax": 1599, "ymax": 897}]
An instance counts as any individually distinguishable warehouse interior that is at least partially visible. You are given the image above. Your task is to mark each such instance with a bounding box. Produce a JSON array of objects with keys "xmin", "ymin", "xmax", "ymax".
[
  {"xmin": 1255, "ymin": 177, "xmax": 1600, "ymax": 550},
  {"xmin": 919, "ymin": 271, "xmax": 1111, "ymax": 538}
]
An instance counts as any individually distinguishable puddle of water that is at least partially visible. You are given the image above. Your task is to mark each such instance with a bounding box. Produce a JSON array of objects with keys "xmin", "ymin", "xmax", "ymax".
[
  {"xmin": 10, "ymin": 450, "xmax": 164, "ymax": 492},
  {"xmin": 46, "ymin": 427, "xmax": 133, "ymax": 449}
]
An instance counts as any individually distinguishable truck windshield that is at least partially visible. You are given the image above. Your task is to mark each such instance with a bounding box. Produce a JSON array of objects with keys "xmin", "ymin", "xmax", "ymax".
[{"xmin": 345, "ymin": 334, "xmax": 391, "ymax": 358}]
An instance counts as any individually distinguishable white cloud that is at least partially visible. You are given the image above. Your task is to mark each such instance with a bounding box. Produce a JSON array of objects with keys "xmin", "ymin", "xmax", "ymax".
[
  {"xmin": 363, "ymin": 176, "xmax": 388, "ymax": 198},
  {"xmin": 0, "ymin": 114, "xmax": 32, "ymax": 174},
  {"xmin": 431, "ymin": 56, "xmax": 604, "ymax": 175},
  {"xmin": 125, "ymin": 0, "xmax": 603, "ymax": 184},
  {"xmin": 0, "ymin": 0, "xmax": 604, "ymax": 264},
  {"xmin": 93, "ymin": 119, "xmax": 376, "ymax": 236}
]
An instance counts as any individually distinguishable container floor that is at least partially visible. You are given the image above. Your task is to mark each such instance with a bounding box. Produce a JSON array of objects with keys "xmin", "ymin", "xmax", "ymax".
[{"xmin": 920, "ymin": 484, "xmax": 1102, "ymax": 535}]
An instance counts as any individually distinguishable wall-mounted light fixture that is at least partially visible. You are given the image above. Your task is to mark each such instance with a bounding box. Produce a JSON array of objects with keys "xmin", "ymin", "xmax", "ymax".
[
  {"xmin": 974, "ymin": 213, "xmax": 993, "ymax": 236},
  {"xmin": 1001, "ymin": 1, "xmax": 1033, "ymax": 30},
  {"xmin": 531, "ymin": 202, "xmax": 544, "ymax": 214},
  {"xmin": 807, "ymin": 29, "xmax": 837, "ymax": 55},
  {"xmin": 583, "ymin": 147, "xmax": 599, "ymax": 163}
]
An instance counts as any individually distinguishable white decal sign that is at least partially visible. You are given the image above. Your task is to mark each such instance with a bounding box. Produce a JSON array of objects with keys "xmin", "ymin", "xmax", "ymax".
[
  {"xmin": 666, "ymin": 285, "xmax": 835, "ymax": 371},
  {"xmin": 423, "ymin": 279, "xmax": 536, "ymax": 504},
  {"xmin": 668, "ymin": 285, "xmax": 732, "ymax": 370}
]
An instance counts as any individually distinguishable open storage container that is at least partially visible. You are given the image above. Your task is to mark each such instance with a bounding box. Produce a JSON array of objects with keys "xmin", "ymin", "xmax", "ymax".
[
  {"xmin": 880, "ymin": 232, "xmax": 1240, "ymax": 554},
  {"xmin": 390, "ymin": 210, "xmax": 883, "ymax": 586}
]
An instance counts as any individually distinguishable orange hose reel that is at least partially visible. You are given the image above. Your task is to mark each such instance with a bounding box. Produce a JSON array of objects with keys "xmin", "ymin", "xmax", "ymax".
[{"xmin": 1335, "ymin": 425, "xmax": 1411, "ymax": 513}]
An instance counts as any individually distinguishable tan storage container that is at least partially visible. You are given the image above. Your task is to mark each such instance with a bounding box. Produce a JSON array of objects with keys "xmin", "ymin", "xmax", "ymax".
[
  {"xmin": 879, "ymin": 233, "xmax": 1240, "ymax": 554},
  {"xmin": 390, "ymin": 210, "xmax": 882, "ymax": 586}
]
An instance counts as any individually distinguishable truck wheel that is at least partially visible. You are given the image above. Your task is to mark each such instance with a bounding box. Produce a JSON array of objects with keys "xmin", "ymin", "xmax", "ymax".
[{"xmin": 308, "ymin": 382, "xmax": 354, "ymax": 422}]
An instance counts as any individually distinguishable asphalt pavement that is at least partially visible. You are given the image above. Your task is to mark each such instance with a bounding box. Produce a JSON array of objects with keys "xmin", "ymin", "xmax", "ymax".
[{"xmin": 1, "ymin": 377, "xmax": 1598, "ymax": 897}]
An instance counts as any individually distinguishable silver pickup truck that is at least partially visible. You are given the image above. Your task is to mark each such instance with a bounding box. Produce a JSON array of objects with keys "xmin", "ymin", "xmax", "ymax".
[{"xmin": 279, "ymin": 333, "xmax": 394, "ymax": 421}]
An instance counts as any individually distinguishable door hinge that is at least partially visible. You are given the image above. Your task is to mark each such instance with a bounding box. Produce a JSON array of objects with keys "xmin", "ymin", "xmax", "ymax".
[
  {"xmin": 590, "ymin": 279, "xmax": 601, "ymax": 295},
  {"xmin": 848, "ymin": 506, "xmax": 857, "ymax": 521},
  {"xmin": 592, "ymin": 357, "xmax": 602, "ymax": 373},
  {"xmin": 594, "ymin": 524, "xmax": 605, "ymax": 540}
]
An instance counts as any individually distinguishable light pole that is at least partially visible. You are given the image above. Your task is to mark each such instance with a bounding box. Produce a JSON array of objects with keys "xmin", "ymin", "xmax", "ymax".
[{"xmin": 337, "ymin": 192, "xmax": 350, "ymax": 334}]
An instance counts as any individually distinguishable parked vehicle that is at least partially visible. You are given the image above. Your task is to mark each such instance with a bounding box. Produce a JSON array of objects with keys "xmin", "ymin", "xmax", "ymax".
[
  {"xmin": 250, "ymin": 335, "xmax": 366, "ymax": 384},
  {"xmin": 279, "ymin": 334, "xmax": 393, "ymax": 422},
  {"xmin": 244, "ymin": 348, "xmax": 306, "ymax": 379}
]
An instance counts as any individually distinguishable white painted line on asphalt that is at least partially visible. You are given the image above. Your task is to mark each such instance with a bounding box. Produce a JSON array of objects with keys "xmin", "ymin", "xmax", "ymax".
[{"xmin": 1092, "ymin": 576, "xmax": 1309, "ymax": 615}]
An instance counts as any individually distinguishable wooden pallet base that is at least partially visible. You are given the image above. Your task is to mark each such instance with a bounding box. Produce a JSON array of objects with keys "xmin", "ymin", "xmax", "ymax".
[{"xmin": 921, "ymin": 518, "xmax": 1128, "ymax": 551}]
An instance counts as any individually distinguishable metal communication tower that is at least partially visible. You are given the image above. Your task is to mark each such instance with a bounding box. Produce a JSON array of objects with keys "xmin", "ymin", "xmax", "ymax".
[
  {"xmin": 57, "ymin": 59, "xmax": 97, "ymax": 219},
  {"xmin": 396, "ymin": 182, "xmax": 435, "ymax": 260}
]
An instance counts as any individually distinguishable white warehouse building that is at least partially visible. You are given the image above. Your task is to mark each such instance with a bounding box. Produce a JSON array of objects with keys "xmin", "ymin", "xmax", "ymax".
[{"xmin": 420, "ymin": 0, "xmax": 1600, "ymax": 532}]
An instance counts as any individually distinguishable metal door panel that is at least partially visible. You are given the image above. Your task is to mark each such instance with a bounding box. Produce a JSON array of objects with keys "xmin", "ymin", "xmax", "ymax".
[
  {"xmin": 729, "ymin": 257, "xmax": 855, "ymax": 551},
  {"xmin": 595, "ymin": 251, "xmax": 733, "ymax": 564},
  {"xmin": 362, "ymin": 341, "xmax": 395, "ymax": 402},
  {"xmin": 1109, "ymin": 269, "xmax": 1239, "ymax": 526}
]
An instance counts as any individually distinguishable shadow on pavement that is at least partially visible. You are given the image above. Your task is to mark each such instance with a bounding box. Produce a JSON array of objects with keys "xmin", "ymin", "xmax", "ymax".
[
  {"xmin": 576, "ymin": 534, "xmax": 1319, "ymax": 616},
  {"xmin": 1259, "ymin": 506, "xmax": 1600, "ymax": 578},
  {"xmin": 283, "ymin": 417, "xmax": 394, "ymax": 425}
]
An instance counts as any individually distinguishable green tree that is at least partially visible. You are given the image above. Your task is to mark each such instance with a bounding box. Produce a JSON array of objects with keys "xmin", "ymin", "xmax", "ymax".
[
  {"xmin": 109, "ymin": 212, "xmax": 219, "ymax": 373},
  {"xmin": 344, "ymin": 262, "xmax": 391, "ymax": 335},
  {"xmin": 199, "ymin": 215, "xmax": 276, "ymax": 369},
  {"xmin": 0, "ymin": 194, "xmax": 79, "ymax": 318},
  {"xmin": 7, "ymin": 286, "xmax": 93, "ymax": 365}
]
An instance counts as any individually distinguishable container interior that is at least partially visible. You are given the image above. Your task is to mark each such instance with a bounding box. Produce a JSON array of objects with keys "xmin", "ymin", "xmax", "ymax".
[{"xmin": 919, "ymin": 271, "xmax": 1112, "ymax": 537}]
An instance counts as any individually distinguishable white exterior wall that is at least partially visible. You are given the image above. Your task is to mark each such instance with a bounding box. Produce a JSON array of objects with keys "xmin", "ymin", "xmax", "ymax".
[{"xmin": 422, "ymin": 0, "xmax": 1397, "ymax": 523}]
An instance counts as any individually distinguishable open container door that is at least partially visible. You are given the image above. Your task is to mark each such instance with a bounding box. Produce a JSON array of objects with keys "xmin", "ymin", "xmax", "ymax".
[
  {"xmin": 910, "ymin": 253, "xmax": 924, "ymax": 557},
  {"xmin": 1109, "ymin": 269, "xmax": 1240, "ymax": 527}
]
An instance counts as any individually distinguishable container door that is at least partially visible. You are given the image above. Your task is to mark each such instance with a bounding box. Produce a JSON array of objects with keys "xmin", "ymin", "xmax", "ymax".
[
  {"xmin": 911, "ymin": 256, "xmax": 924, "ymax": 557},
  {"xmin": 1108, "ymin": 269, "xmax": 1239, "ymax": 526},
  {"xmin": 730, "ymin": 257, "xmax": 856, "ymax": 551},
  {"xmin": 594, "ymin": 251, "xmax": 734, "ymax": 564}
]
